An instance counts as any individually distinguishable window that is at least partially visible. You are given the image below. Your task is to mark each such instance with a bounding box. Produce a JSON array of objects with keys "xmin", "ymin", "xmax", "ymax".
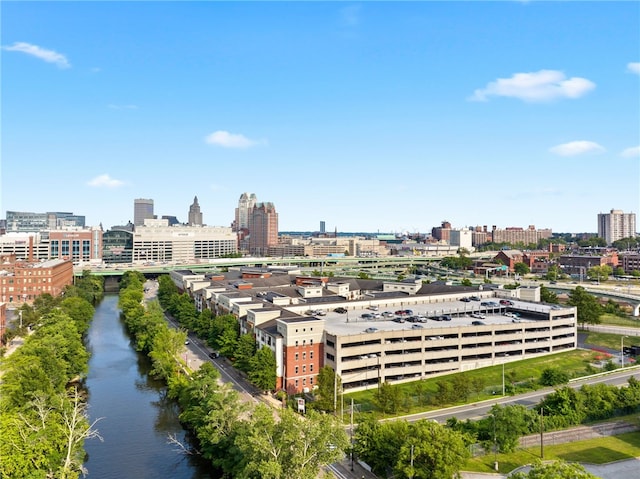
[
  {"xmin": 295, "ymin": 353, "xmax": 299, "ymax": 361},
  {"xmin": 310, "ymin": 351, "xmax": 314, "ymax": 359},
  {"xmin": 302, "ymin": 365, "xmax": 306, "ymax": 373},
  {"xmin": 302, "ymin": 352, "xmax": 306, "ymax": 360},
  {"xmin": 310, "ymin": 377, "xmax": 313, "ymax": 384},
  {"xmin": 295, "ymin": 341, "xmax": 298, "ymax": 347},
  {"xmin": 295, "ymin": 366, "xmax": 299, "ymax": 374},
  {"xmin": 310, "ymin": 364, "xmax": 314, "ymax": 372}
]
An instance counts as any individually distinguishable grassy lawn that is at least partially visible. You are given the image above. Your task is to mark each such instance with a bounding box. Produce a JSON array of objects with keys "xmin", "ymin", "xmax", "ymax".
[
  {"xmin": 598, "ymin": 313, "xmax": 640, "ymax": 329},
  {"xmin": 344, "ymin": 350, "xmax": 599, "ymax": 419},
  {"xmin": 463, "ymin": 432, "xmax": 640, "ymax": 474},
  {"xmin": 582, "ymin": 330, "xmax": 640, "ymax": 354}
]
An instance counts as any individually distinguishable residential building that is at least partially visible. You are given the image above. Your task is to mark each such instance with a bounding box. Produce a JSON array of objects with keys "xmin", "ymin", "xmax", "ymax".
[
  {"xmin": 180, "ymin": 270, "xmax": 577, "ymax": 395},
  {"xmin": 491, "ymin": 225, "xmax": 552, "ymax": 245},
  {"xmin": 432, "ymin": 221, "xmax": 452, "ymax": 242},
  {"xmin": 619, "ymin": 252, "xmax": 640, "ymax": 275},
  {"xmin": 597, "ymin": 209, "xmax": 636, "ymax": 245},
  {"xmin": 248, "ymin": 202, "xmax": 278, "ymax": 256},
  {"xmin": 188, "ymin": 196, "xmax": 203, "ymax": 226},
  {"xmin": 0, "ymin": 258, "xmax": 74, "ymax": 305},
  {"xmin": 134, "ymin": 198, "xmax": 154, "ymax": 227}
]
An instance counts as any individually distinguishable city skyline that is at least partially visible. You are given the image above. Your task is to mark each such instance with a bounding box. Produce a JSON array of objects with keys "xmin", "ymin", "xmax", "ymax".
[{"xmin": 2, "ymin": 2, "xmax": 639, "ymax": 233}]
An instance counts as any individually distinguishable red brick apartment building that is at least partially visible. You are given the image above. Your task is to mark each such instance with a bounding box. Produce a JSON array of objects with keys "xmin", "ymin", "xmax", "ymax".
[
  {"xmin": 0, "ymin": 302, "xmax": 6, "ymax": 345},
  {"xmin": 0, "ymin": 258, "xmax": 74, "ymax": 305},
  {"xmin": 277, "ymin": 317, "xmax": 325, "ymax": 394}
]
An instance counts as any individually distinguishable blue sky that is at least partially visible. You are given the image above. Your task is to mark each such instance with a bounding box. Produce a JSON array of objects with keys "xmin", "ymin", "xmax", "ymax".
[{"xmin": 2, "ymin": 1, "xmax": 639, "ymax": 234}]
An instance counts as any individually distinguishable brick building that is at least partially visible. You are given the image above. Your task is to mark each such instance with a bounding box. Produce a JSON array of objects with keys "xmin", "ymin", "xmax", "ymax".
[{"xmin": 0, "ymin": 258, "xmax": 74, "ymax": 305}]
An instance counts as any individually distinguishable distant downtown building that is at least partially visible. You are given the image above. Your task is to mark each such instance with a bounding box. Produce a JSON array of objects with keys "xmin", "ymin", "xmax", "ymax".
[
  {"xmin": 234, "ymin": 192, "xmax": 257, "ymax": 232},
  {"xmin": 5, "ymin": 211, "xmax": 85, "ymax": 232},
  {"xmin": 132, "ymin": 219, "xmax": 237, "ymax": 263},
  {"xmin": 489, "ymin": 225, "xmax": 552, "ymax": 245},
  {"xmin": 134, "ymin": 198, "xmax": 155, "ymax": 227},
  {"xmin": 597, "ymin": 209, "xmax": 636, "ymax": 245},
  {"xmin": 248, "ymin": 202, "xmax": 279, "ymax": 256},
  {"xmin": 188, "ymin": 196, "xmax": 203, "ymax": 226}
]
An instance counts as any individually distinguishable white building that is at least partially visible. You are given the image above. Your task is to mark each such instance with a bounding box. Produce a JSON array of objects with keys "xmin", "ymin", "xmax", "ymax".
[
  {"xmin": 597, "ymin": 209, "xmax": 636, "ymax": 245},
  {"xmin": 449, "ymin": 228, "xmax": 473, "ymax": 251},
  {"xmin": 132, "ymin": 219, "xmax": 237, "ymax": 264}
]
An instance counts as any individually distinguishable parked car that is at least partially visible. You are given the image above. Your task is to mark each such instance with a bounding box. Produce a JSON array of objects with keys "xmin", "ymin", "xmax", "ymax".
[
  {"xmin": 461, "ymin": 297, "xmax": 471, "ymax": 302},
  {"xmin": 364, "ymin": 327, "xmax": 378, "ymax": 333},
  {"xmin": 470, "ymin": 313, "xmax": 485, "ymax": 319},
  {"xmin": 361, "ymin": 313, "xmax": 374, "ymax": 320},
  {"xmin": 367, "ymin": 305, "xmax": 379, "ymax": 311},
  {"xmin": 500, "ymin": 299, "xmax": 514, "ymax": 306},
  {"xmin": 470, "ymin": 296, "xmax": 481, "ymax": 301},
  {"xmin": 334, "ymin": 307, "xmax": 347, "ymax": 314},
  {"xmin": 472, "ymin": 320, "xmax": 485, "ymax": 326},
  {"xmin": 382, "ymin": 311, "xmax": 395, "ymax": 318}
]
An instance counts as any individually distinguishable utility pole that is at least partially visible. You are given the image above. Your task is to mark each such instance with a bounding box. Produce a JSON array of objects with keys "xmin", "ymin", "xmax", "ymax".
[
  {"xmin": 350, "ymin": 398, "xmax": 354, "ymax": 471},
  {"xmin": 540, "ymin": 408, "xmax": 544, "ymax": 459}
]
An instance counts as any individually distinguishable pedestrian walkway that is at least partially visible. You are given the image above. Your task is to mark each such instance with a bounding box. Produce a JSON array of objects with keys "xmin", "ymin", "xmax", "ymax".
[{"xmin": 460, "ymin": 457, "xmax": 640, "ymax": 478}]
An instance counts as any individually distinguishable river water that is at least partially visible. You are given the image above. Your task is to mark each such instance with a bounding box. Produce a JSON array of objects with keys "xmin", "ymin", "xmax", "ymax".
[{"xmin": 83, "ymin": 295, "xmax": 213, "ymax": 478}]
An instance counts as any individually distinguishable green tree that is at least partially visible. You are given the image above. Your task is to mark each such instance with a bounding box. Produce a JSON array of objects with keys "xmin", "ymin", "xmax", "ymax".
[
  {"xmin": 460, "ymin": 278, "xmax": 472, "ymax": 287},
  {"xmin": 511, "ymin": 460, "xmax": 598, "ymax": 478},
  {"xmin": 539, "ymin": 367, "xmax": 570, "ymax": 386},
  {"xmin": 234, "ymin": 333, "xmax": 257, "ymax": 372},
  {"xmin": 486, "ymin": 404, "xmax": 533, "ymax": 453},
  {"xmin": 567, "ymin": 286, "xmax": 602, "ymax": 327},
  {"xmin": 236, "ymin": 404, "xmax": 349, "ymax": 479},
  {"xmin": 374, "ymin": 381, "xmax": 404, "ymax": 414},
  {"xmin": 514, "ymin": 262, "xmax": 530, "ymax": 275},
  {"xmin": 587, "ymin": 265, "xmax": 612, "ymax": 282},
  {"xmin": 540, "ymin": 285, "xmax": 558, "ymax": 304},
  {"xmin": 354, "ymin": 417, "xmax": 410, "ymax": 477},
  {"xmin": 394, "ymin": 420, "xmax": 470, "ymax": 479},
  {"xmin": 248, "ymin": 346, "xmax": 277, "ymax": 392},
  {"xmin": 313, "ymin": 366, "xmax": 341, "ymax": 412},
  {"xmin": 60, "ymin": 296, "xmax": 95, "ymax": 335}
]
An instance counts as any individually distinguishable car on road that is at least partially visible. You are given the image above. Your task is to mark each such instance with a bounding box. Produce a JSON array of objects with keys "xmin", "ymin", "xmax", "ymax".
[
  {"xmin": 209, "ymin": 351, "xmax": 219, "ymax": 359},
  {"xmin": 185, "ymin": 340, "xmax": 190, "ymax": 345}
]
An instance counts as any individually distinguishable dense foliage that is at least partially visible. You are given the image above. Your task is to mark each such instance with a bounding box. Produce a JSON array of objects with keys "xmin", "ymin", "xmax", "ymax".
[
  {"xmin": 0, "ymin": 276, "xmax": 102, "ymax": 479},
  {"xmin": 122, "ymin": 272, "xmax": 348, "ymax": 478}
]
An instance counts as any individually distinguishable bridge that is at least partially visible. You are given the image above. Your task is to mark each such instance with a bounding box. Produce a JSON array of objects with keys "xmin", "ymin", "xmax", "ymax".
[{"xmin": 549, "ymin": 283, "xmax": 640, "ymax": 317}]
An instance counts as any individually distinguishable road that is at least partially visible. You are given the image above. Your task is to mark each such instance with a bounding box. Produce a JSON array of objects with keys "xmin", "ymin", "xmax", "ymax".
[{"xmin": 387, "ymin": 368, "xmax": 640, "ymax": 424}]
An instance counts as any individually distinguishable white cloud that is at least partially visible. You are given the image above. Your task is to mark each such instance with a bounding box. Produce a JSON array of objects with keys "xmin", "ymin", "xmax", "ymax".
[
  {"xmin": 470, "ymin": 69, "xmax": 595, "ymax": 102},
  {"xmin": 87, "ymin": 174, "xmax": 125, "ymax": 188},
  {"xmin": 339, "ymin": 4, "xmax": 361, "ymax": 27},
  {"xmin": 620, "ymin": 145, "xmax": 640, "ymax": 158},
  {"xmin": 108, "ymin": 104, "xmax": 138, "ymax": 110},
  {"xmin": 627, "ymin": 62, "xmax": 640, "ymax": 75},
  {"xmin": 549, "ymin": 140, "xmax": 605, "ymax": 157},
  {"xmin": 2, "ymin": 41, "xmax": 70, "ymax": 68},
  {"xmin": 205, "ymin": 130, "xmax": 261, "ymax": 148}
]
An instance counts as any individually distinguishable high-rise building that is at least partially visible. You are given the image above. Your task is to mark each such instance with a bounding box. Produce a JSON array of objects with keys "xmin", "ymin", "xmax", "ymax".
[
  {"xmin": 134, "ymin": 198, "xmax": 154, "ymax": 227},
  {"xmin": 320, "ymin": 221, "xmax": 326, "ymax": 234},
  {"xmin": 597, "ymin": 209, "xmax": 636, "ymax": 245},
  {"xmin": 188, "ymin": 196, "xmax": 203, "ymax": 226},
  {"xmin": 234, "ymin": 193, "xmax": 257, "ymax": 232},
  {"xmin": 248, "ymin": 202, "xmax": 278, "ymax": 256}
]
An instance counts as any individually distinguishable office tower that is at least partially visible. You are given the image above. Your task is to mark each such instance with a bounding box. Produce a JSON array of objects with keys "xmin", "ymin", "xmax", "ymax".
[
  {"xmin": 234, "ymin": 192, "xmax": 257, "ymax": 232},
  {"xmin": 188, "ymin": 196, "xmax": 203, "ymax": 226},
  {"xmin": 598, "ymin": 209, "xmax": 636, "ymax": 245},
  {"xmin": 248, "ymin": 202, "xmax": 278, "ymax": 256},
  {"xmin": 134, "ymin": 199, "xmax": 154, "ymax": 227},
  {"xmin": 320, "ymin": 221, "xmax": 326, "ymax": 234}
]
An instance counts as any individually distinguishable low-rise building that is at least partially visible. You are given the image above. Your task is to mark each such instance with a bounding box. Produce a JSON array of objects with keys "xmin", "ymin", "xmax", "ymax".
[{"xmin": 0, "ymin": 258, "xmax": 73, "ymax": 305}]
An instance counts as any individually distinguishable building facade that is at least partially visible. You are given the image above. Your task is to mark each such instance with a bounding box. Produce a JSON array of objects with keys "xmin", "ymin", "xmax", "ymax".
[
  {"xmin": 234, "ymin": 192, "xmax": 257, "ymax": 232},
  {"xmin": 134, "ymin": 198, "xmax": 155, "ymax": 227},
  {"xmin": 248, "ymin": 202, "xmax": 278, "ymax": 256},
  {"xmin": 188, "ymin": 196, "xmax": 203, "ymax": 226},
  {"xmin": 48, "ymin": 227, "xmax": 103, "ymax": 264},
  {"xmin": 132, "ymin": 219, "xmax": 237, "ymax": 263},
  {"xmin": 491, "ymin": 225, "xmax": 552, "ymax": 245},
  {"xmin": 5, "ymin": 211, "xmax": 85, "ymax": 233},
  {"xmin": 0, "ymin": 259, "xmax": 74, "ymax": 305},
  {"xmin": 597, "ymin": 209, "xmax": 636, "ymax": 245}
]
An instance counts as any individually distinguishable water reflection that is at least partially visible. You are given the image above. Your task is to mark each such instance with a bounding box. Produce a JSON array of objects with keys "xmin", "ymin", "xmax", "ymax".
[{"xmin": 83, "ymin": 295, "xmax": 213, "ymax": 478}]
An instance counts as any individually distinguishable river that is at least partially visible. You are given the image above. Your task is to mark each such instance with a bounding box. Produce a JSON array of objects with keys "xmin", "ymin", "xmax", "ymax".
[{"xmin": 83, "ymin": 295, "xmax": 213, "ymax": 478}]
